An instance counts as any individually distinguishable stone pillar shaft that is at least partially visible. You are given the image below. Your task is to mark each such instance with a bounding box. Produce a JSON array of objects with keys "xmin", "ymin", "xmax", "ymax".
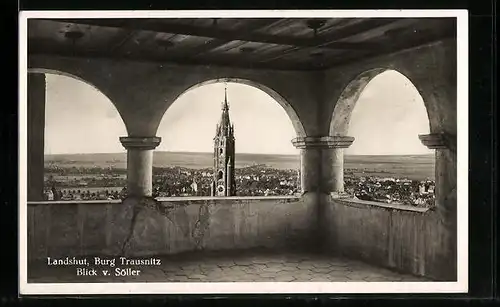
[
  {"xmin": 27, "ymin": 73, "xmax": 46, "ymax": 201},
  {"xmin": 419, "ymin": 133, "xmax": 457, "ymax": 224},
  {"xmin": 292, "ymin": 136, "xmax": 354, "ymax": 194},
  {"xmin": 419, "ymin": 133, "xmax": 457, "ymax": 279},
  {"xmin": 120, "ymin": 137, "xmax": 161, "ymax": 198},
  {"xmin": 292, "ymin": 136, "xmax": 354, "ymax": 252},
  {"xmin": 322, "ymin": 148, "xmax": 345, "ymax": 193},
  {"xmin": 298, "ymin": 147, "xmax": 321, "ymax": 193}
]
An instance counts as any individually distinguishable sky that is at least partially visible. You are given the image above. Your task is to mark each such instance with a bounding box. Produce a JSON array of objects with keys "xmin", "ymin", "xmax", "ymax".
[
  {"xmin": 44, "ymin": 74, "xmax": 127, "ymax": 154},
  {"xmin": 345, "ymin": 70, "xmax": 431, "ymax": 155},
  {"xmin": 156, "ymin": 83, "xmax": 298, "ymax": 154},
  {"xmin": 43, "ymin": 70, "xmax": 431, "ymax": 155}
]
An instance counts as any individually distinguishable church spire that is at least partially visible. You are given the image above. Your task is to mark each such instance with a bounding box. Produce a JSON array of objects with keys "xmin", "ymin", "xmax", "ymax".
[
  {"xmin": 222, "ymin": 82, "xmax": 229, "ymax": 111},
  {"xmin": 217, "ymin": 82, "xmax": 232, "ymax": 137},
  {"xmin": 212, "ymin": 82, "xmax": 236, "ymax": 197}
]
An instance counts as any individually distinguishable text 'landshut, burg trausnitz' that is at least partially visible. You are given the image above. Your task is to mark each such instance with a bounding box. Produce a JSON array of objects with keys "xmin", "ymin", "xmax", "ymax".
[{"xmin": 46, "ymin": 256, "xmax": 162, "ymax": 277}]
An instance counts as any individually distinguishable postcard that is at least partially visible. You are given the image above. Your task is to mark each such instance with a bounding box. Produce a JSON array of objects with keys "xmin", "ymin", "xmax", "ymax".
[{"xmin": 19, "ymin": 9, "xmax": 468, "ymax": 295}]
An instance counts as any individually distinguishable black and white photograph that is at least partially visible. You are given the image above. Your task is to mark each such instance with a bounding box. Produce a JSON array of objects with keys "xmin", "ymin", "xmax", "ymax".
[{"xmin": 19, "ymin": 10, "xmax": 468, "ymax": 295}]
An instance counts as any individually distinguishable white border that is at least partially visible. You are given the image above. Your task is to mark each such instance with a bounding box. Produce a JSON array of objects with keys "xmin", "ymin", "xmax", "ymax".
[{"xmin": 19, "ymin": 9, "xmax": 469, "ymax": 295}]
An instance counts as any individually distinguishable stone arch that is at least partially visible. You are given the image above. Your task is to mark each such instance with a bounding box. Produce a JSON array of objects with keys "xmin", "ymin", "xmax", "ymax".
[
  {"xmin": 159, "ymin": 77, "xmax": 307, "ymax": 138},
  {"xmin": 329, "ymin": 68, "xmax": 435, "ymax": 137},
  {"xmin": 27, "ymin": 67, "xmax": 129, "ymax": 135}
]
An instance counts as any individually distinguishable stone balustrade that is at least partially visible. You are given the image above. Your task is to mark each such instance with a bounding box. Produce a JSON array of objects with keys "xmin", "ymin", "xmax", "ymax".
[
  {"xmin": 325, "ymin": 197, "xmax": 454, "ymax": 281},
  {"xmin": 26, "ymin": 195, "xmax": 455, "ymax": 280},
  {"xmin": 27, "ymin": 196, "xmax": 315, "ymax": 261}
]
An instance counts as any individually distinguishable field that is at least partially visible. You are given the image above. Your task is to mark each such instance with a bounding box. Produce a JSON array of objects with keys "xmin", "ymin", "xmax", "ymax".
[
  {"xmin": 45, "ymin": 151, "xmax": 435, "ymax": 181},
  {"xmin": 344, "ymin": 154, "xmax": 435, "ymax": 180}
]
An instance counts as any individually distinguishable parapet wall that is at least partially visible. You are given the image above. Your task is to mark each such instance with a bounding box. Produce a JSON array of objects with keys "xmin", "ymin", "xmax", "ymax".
[
  {"xmin": 27, "ymin": 196, "xmax": 315, "ymax": 261},
  {"xmin": 26, "ymin": 195, "xmax": 456, "ymax": 280},
  {"xmin": 324, "ymin": 197, "xmax": 456, "ymax": 281}
]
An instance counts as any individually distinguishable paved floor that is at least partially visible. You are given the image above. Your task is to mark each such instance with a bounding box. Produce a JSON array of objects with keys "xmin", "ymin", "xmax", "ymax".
[{"xmin": 28, "ymin": 250, "xmax": 429, "ymax": 283}]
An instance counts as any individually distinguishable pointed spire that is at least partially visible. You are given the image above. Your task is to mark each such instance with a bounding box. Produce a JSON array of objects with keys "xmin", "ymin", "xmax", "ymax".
[
  {"xmin": 222, "ymin": 82, "xmax": 229, "ymax": 111},
  {"xmin": 224, "ymin": 83, "xmax": 227, "ymax": 102},
  {"xmin": 215, "ymin": 81, "xmax": 233, "ymax": 138}
]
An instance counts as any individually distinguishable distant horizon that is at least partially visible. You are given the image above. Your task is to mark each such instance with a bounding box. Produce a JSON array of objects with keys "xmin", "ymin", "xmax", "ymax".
[
  {"xmin": 44, "ymin": 151, "xmax": 434, "ymax": 157},
  {"xmin": 44, "ymin": 150, "xmax": 435, "ymax": 180}
]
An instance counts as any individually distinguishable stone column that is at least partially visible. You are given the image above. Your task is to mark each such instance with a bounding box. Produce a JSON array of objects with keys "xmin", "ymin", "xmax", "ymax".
[
  {"xmin": 292, "ymin": 136, "xmax": 354, "ymax": 252},
  {"xmin": 419, "ymin": 132, "xmax": 457, "ymax": 279},
  {"xmin": 27, "ymin": 73, "xmax": 46, "ymax": 201},
  {"xmin": 292, "ymin": 136, "xmax": 354, "ymax": 195},
  {"xmin": 323, "ymin": 136, "xmax": 355, "ymax": 195},
  {"xmin": 419, "ymin": 133, "xmax": 457, "ymax": 224},
  {"xmin": 292, "ymin": 138, "xmax": 321, "ymax": 194},
  {"xmin": 120, "ymin": 136, "xmax": 161, "ymax": 198}
]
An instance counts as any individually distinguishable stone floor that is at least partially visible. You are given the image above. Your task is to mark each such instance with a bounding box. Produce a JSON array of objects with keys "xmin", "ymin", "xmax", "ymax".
[{"xmin": 28, "ymin": 250, "xmax": 429, "ymax": 283}]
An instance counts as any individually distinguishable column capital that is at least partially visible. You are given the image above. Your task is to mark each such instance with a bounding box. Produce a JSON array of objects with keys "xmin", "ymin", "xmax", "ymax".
[
  {"xmin": 120, "ymin": 136, "xmax": 161, "ymax": 150},
  {"xmin": 292, "ymin": 136, "xmax": 354, "ymax": 149},
  {"xmin": 419, "ymin": 133, "xmax": 455, "ymax": 150}
]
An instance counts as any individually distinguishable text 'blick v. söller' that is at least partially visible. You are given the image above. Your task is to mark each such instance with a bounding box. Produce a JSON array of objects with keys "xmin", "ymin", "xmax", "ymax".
[{"xmin": 47, "ymin": 256, "xmax": 162, "ymax": 277}]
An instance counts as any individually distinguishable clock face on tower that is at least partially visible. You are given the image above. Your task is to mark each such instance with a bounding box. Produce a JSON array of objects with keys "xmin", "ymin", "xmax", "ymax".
[{"xmin": 217, "ymin": 185, "xmax": 225, "ymax": 195}]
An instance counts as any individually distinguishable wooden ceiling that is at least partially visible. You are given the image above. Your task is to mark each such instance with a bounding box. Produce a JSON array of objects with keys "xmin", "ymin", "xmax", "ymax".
[{"xmin": 27, "ymin": 17, "xmax": 456, "ymax": 71}]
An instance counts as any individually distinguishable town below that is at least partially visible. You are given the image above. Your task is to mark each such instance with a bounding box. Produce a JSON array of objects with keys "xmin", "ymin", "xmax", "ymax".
[{"xmin": 43, "ymin": 160, "xmax": 435, "ymax": 208}]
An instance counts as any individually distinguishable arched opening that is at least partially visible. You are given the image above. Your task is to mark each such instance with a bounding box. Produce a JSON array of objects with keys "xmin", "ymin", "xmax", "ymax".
[
  {"xmin": 37, "ymin": 72, "xmax": 128, "ymax": 202},
  {"xmin": 331, "ymin": 69, "xmax": 435, "ymax": 207},
  {"xmin": 153, "ymin": 80, "xmax": 304, "ymax": 198}
]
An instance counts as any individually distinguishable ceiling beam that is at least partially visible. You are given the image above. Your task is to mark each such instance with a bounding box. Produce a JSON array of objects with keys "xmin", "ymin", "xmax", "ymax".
[
  {"xmin": 315, "ymin": 18, "xmax": 358, "ymax": 34},
  {"xmin": 46, "ymin": 18, "xmax": 379, "ymax": 50},
  {"xmin": 117, "ymin": 19, "xmax": 286, "ymax": 60},
  {"xmin": 27, "ymin": 42, "xmax": 315, "ymax": 71},
  {"xmin": 258, "ymin": 18, "xmax": 403, "ymax": 63},
  {"xmin": 109, "ymin": 29, "xmax": 138, "ymax": 54},
  {"xmin": 322, "ymin": 25, "xmax": 456, "ymax": 69},
  {"xmin": 185, "ymin": 18, "xmax": 285, "ymax": 57}
]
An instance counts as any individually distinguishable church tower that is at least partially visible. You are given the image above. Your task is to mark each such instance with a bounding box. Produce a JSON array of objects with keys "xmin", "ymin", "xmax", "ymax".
[{"xmin": 211, "ymin": 85, "xmax": 236, "ymax": 196}]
